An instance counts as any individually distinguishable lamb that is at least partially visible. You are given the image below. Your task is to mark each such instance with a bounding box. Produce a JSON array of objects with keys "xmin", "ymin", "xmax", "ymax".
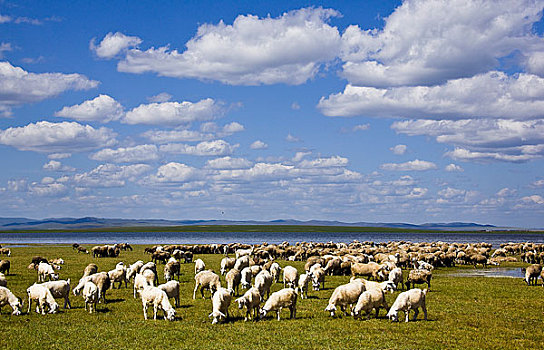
[
  {"xmin": 254, "ymin": 270, "xmax": 273, "ymax": 300},
  {"xmin": 41, "ymin": 279, "xmax": 71, "ymax": 309},
  {"xmin": 0, "ymin": 260, "xmax": 10, "ymax": 275},
  {"xmin": 158, "ymin": 280, "xmax": 180, "ymax": 307},
  {"xmin": 108, "ymin": 267, "xmax": 128, "ymax": 289},
  {"xmin": 235, "ymin": 287, "xmax": 261, "ymax": 321},
  {"xmin": 126, "ymin": 260, "xmax": 144, "ymax": 281},
  {"xmin": 194, "ymin": 259, "xmax": 206, "ymax": 275},
  {"xmin": 37, "ymin": 262, "xmax": 59, "ymax": 282},
  {"xmin": 0, "ymin": 286, "xmax": 22, "ymax": 315},
  {"xmin": 81, "ymin": 281, "xmax": 98, "ymax": 313},
  {"xmin": 259, "ymin": 288, "xmax": 297, "ymax": 321},
  {"xmin": 353, "ymin": 289, "xmax": 388, "ymax": 320},
  {"xmin": 139, "ymin": 286, "xmax": 176, "ymax": 321},
  {"xmin": 164, "ymin": 259, "xmax": 181, "ymax": 281},
  {"xmin": 387, "ymin": 288, "xmax": 428, "ymax": 322},
  {"xmin": 0, "ymin": 273, "xmax": 6, "ymax": 287},
  {"xmin": 27, "ymin": 283, "xmax": 59, "ymax": 315},
  {"xmin": 406, "ymin": 269, "xmax": 432, "ymax": 290},
  {"xmin": 296, "ymin": 273, "xmax": 310, "ymax": 299},
  {"xmin": 193, "ymin": 270, "xmax": 221, "ymax": 299},
  {"xmin": 240, "ymin": 267, "xmax": 252, "ymax": 289},
  {"xmin": 73, "ymin": 272, "xmax": 111, "ymax": 303},
  {"xmin": 220, "ymin": 257, "xmax": 236, "ymax": 275},
  {"xmin": 283, "ymin": 266, "xmax": 298, "ymax": 289},
  {"xmin": 269, "ymin": 262, "xmax": 282, "ymax": 283},
  {"xmin": 311, "ymin": 266, "xmax": 326, "ymax": 291},
  {"xmin": 388, "ymin": 267, "xmax": 404, "ymax": 291},
  {"xmin": 83, "ymin": 263, "xmax": 98, "ymax": 277},
  {"xmin": 133, "ymin": 272, "xmax": 153, "ymax": 298},
  {"xmin": 324, "ymin": 279, "xmax": 366, "ymax": 317},
  {"xmin": 522, "ymin": 264, "xmax": 543, "ymax": 285},
  {"xmin": 209, "ymin": 287, "xmax": 232, "ymax": 324},
  {"xmin": 225, "ymin": 268, "xmax": 241, "ymax": 296}
]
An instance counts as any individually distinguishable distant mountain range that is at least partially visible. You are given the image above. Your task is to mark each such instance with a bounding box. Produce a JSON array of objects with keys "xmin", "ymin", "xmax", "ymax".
[{"xmin": 0, "ymin": 216, "xmax": 502, "ymax": 231}]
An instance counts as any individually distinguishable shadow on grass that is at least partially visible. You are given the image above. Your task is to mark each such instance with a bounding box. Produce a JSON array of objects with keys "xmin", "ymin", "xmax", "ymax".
[
  {"xmin": 177, "ymin": 304, "xmax": 193, "ymax": 309},
  {"xmin": 104, "ymin": 298, "xmax": 125, "ymax": 303}
]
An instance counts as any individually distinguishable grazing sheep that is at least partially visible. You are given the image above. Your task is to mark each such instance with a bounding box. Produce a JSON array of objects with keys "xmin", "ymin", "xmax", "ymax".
[
  {"xmin": 0, "ymin": 273, "xmax": 6, "ymax": 287},
  {"xmin": 27, "ymin": 283, "xmax": 59, "ymax": 315},
  {"xmin": 139, "ymin": 286, "xmax": 176, "ymax": 321},
  {"xmin": 249, "ymin": 265, "xmax": 262, "ymax": 277},
  {"xmin": 283, "ymin": 266, "xmax": 299, "ymax": 289},
  {"xmin": 416, "ymin": 261, "xmax": 434, "ymax": 271},
  {"xmin": 220, "ymin": 257, "xmax": 236, "ymax": 275},
  {"xmin": 388, "ymin": 267, "xmax": 404, "ymax": 291},
  {"xmin": 72, "ymin": 243, "xmax": 80, "ymax": 250},
  {"xmin": 193, "ymin": 270, "xmax": 221, "ymax": 299},
  {"xmin": 351, "ymin": 262, "xmax": 386, "ymax": 280},
  {"xmin": 73, "ymin": 272, "xmax": 110, "ymax": 304},
  {"xmin": 31, "ymin": 256, "xmax": 48, "ymax": 266},
  {"xmin": 254, "ymin": 270, "xmax": 273, "ymax": 301},
  {"xmin": 49, "ymin": 258, "xmax": 65, "ymax": 265},
  {"xmin": 37, "ymin": 262, "xmax": 59, "ymax": 282},
  {"xmin": 296, "ymin": 273, "xmax": 310, "ymax": 299},
  {"xmin": 324, "ymin": 279, "xmax": 366, "ymax": 317},
  {"xmin": 353, "ymin": 289, "xmax": 388, "ymax": 320},
  {"xmin": 0, "ymin": 286, "xmax": 22, "ymax": 315},
  {"xmin": 406, "ymin": 269, "xmax": 432, "ymax": 290},
  {"xmin": 235, "ymin": 287, "xmax": 261, "ymax": 321},
  {"xmin": 240, "ymin": 267, "xmax": 253, "ymax": 289},
  {"xmin": 522, "ymin": 264, "xmax": 543, "ymax": 285},
  {"xmin": 164, "ymin": 259, "xmax": 181, "ymax": 281},
  {"xmin": 311, "ymin": 267, "xmax": 326, "ymax": 291},
  {"xmin": 77, "ymin": 246, "xmax": 89, "ymax": 254},
  {"xmin": 209, "ymin": 287, "xmax": 232, "ymax": 324},
  {"xmin": 158, "ymin": 280, "xmax": 181, "ymax": 308},
  {"xmin": 82, "ymin": 281, "xmax": 98, "ymax": 313},
  {"xmin": 356, "ymin": 278, "xmax": 396, "ymax": 294},
  {"xmin": 41, "ymin": 279, "xmax": 71, "ymax": 309},
  {"xmin": 0, "ymin": 260, "xmax": 10, "ymax": 275},
  {"xmin": 83, "ymin": 263, "xmax": 98, "ymax": 277},
  {"xmin": 140, "ymin": 262, "xmax": 159, "ymax": 285},
  {"xmin": 194, "ymin": 259, "xmax": 206, "ymax": 275},
  {"xmin": 0, "ymin": 248, "xmax": 11, "ymax": 257},
  {"xmin": 235, "ymin": 247, "xmax": 253, "ymax": 259},
  {"xmin": 387, "ymin": 288, "xmax": 428, "ymax": 322},
  {"xmin": 233, "ymin": 256, "xmax": 250, "ymax": 271},
  {"xmin": 127, "ymin": 260, "xmax": 144, "ymax": 281},
  {"xmin": 259, "ymin": 288, "xmax": 297, "ymax": 321},
  {"xmin": 133, "ymin": 273, "xmax": 153, "ymax": 298},
  {"xmin": 269, "ymin": 262, "xmax": 282, "ymax": 283},
  {"xmin": 108, "ymin": 267, "xmax": 128, "ymax": 289},
  {"xmin": 225, "ymin": 268, "xmax": 241, "ymax": 296}
]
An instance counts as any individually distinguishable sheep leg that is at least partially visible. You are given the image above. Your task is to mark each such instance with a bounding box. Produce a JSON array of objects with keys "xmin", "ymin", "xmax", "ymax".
[
  {"xmin": 405, "ymin": 310, "xmax": 410, "ymax": 323},
  {"xmin": 276, "ymin": 308, "xmax": 281, "ymax": 321},
  {"xmin": 413, "ymin": 308, "xmax": 419, "ymax": 321},
  {"xmin": 422, "ymin": 304, "xmax": 428, "ymax": 321},
  {"xmin": 153, "ymin": 304, "xmax": 158, "ymax": 320},
  {"xmin": 142, "ymin": 303, "xmax": 148, "ymax": 320}
]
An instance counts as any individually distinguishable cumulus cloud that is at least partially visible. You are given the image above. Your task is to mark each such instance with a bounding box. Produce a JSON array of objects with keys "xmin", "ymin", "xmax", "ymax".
[
  {"xmin": 116, "ymin": 8, "xmax": 341, "ymax": 85},
  {"xmin": 518, "ymin": 195, "xmax": 544, "ymax": 205},
  {"xmin": 390, "ymin": 144, "xmax": 407, "ymax": 155},
  {"xmin": 380, "ymin": 159, "xmax": 437, "ymax": 171},
  {"xmin": 205, "ymin": 156, "xmax": 252, "ymax": 169},
  {"xmin": 340, "ymin": 0, "xmax": 544, "ymax": 87},
  {"xmin": 147, "ymin": 92, "xmax": 172, "ymax": 103},
  {"xmin": 90, "ymin": 32, "xmax": 142, "ymax": 59},
  {"xmin": 43, "ymin": 160, "xmax": 75, "ymax": 172},
  {"xmin": 0, "ymin": 61, "xmax": 98, "ymax": 116},
  {"xmin": 55, "ymin": 94, "xmax": 124, "ymax": 123},
  {"xmin": 298, "ymin": 156, "xmax": 348, "ymax": 168},
  {"xmin": 149, "ymin": 162, "xmax": 199, "ymax": 183},
  {"xmin": 74, "ymin": 163, "xmax": 152, "ymax": 187},
  {"xmin": 159, "ymin": 140, "xmax": 238, "ymax": 156},
  {"xmin": 445, "ymin": 163, "xmax": 464, "ymax": 172},
  {"xmin": 286, "ymin": 134, "xmax": 300, "ymax": 142},
  {"xmin": 29, "ymin": 182, "xmax": 68, "ymax": 197},
  {"xmin": 48, "ymin": 153, "xmax": 71, "ymax": 160},
  {"xmin": 445, "ymin": 147, "xmax": 543, "ymax": 163},
  {"xmin": 90, "ymin": 144, "xmax": 159, "ymax": 163},
  {"xmin": 250, "ymin": 140, "xmax": 268, "ymax": 150},
  {"xmin": 123, "ymin": 98, "xmax": 221, "ymax": 126},
  {"xmin": 0, "ymin": 121, "xmax": 117, "ymax": 153}
]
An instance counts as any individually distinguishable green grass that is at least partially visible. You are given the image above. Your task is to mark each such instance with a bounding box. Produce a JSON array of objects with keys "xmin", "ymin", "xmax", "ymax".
[{"xmin": 1, "ymin": 245, "xmax": 543, "ymax": 349}]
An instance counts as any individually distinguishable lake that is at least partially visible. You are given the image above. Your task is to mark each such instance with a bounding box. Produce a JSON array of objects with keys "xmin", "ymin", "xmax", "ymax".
[{"xmin": 1, "ymin": 230, "xmax": 544, "ymax": 247}]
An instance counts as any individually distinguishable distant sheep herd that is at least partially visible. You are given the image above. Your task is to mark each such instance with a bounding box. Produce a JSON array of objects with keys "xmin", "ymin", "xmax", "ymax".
[{"xmin": 0, "ymin": 240, "xmax": 543, "ymax": 323}]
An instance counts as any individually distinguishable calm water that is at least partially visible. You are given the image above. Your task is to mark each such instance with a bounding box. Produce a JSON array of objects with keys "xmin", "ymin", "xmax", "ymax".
[{"xmin": 1, "ymin": 230, "xmax": 544, "ymax": 247}]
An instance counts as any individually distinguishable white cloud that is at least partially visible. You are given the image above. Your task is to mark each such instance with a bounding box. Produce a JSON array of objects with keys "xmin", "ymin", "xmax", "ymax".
[
  {"xmin": 340, "ymin": 0, "xmax": 544, "ymax": 87},
  {"xmin": 445, "ymin": 147, "xmax": 543, "ymax": 163},
  {"xmin": 291, "ymin": 102, "xmax": 301, "ymax": 110},
  {"xmin": 390, "ymin": 144, "xmax": 407, "ymax": 155},
  {"xmin": 445, "ymin": 163, "xmax": 464, "ymax": 172},
  {"xmin": 29, "ymin": 182, "xmax": 68, "ymax": 197},
  {"xmin": 159, "ymin": 140, "xmax": 238, "ymax": 156},
  {"xmin": 142, "ymin": 129, "xmax": 213, "ymax": 143},
  {"xmin": 497, "ymin": 187, "xmax": 517, "ymax": 197},
  {"xmin": 380, "ymin": 159, "xmax": 437, "ymax": 171},
  {"xmin": 531, "ymin": 179, "xmax": 544, "ymax": 187},
  {"xmin": 7, "ymin": 179, "xmax": 27, "ymax": 192},
  {"xmin": 205, "ymin": 156, "xmax": 252, "ymax": 169},
  {"xmin": 147, "ymin": 92, "xmax": 172, "ymax": 103},
  {"xmin": 0, "ymin": 121, "xmax": 117, "ymax": 153},
  {"xmin": 299, "ymin": 156, "xmax": 348, "ymax": 168},
  {"xmin": 519, "ymin": 195, "xmax": 544, "ymax": 205},
  {"xmin": 123, "ymin": 98, "xmax": 221, "ymax": 126},
  {"xmin": 0, "ymin": 42, "xmax": 13, "ymax": 58},
  {"xmin": 352, "ymin": 124, "xmax": 370, "ymax": 131},
  {"xmin": 90, "ymin": 32, "xmax": 142, "ymax": 59},
  {"xmin": 90, "ymin": 144, "xmax": 159, "ymax": 163},
  {"xmin": 391, "ymin": 175, "xmax": 415, "ymax": 186},
  {"xmin": 438, "ymin": 187, "xmax": 466, "ymax": 199},
  {"xmin": 74, "ymin": 163, "xmax": 152, "ymax": 187},
  {"xmin": 292, "ymin": 151, "xmax": 311, "ymax": 162},
  {"xmin": 149, "ymin": 162, "xmax": 198, "ymax": 183},
  {"xmin": 250, "ymin": 140, "xmax": 268, "ymax": 150},
  {"xmin": 0, "ymin": 61, "xmax": 98, "ymax": 116},
  {"xmin": 319, "ymin": 72, "xmax": 544, "ymax": 119},
  {"xmin": 48, "ymin": 153, "xmax": 71, "ymax": 160},
  {"xmin": 117, "ymin": 8, "xmax": 341, "ymax": 85},
  {"xmin": 286, "ymin": 133, "xmax": 300, "ymax": 142},
  {"xmin": 221, "ymin": 122, "xmax": 244, "ymax": 135},
  {"xmin": 43, "ymin": 160, "xmax": 75, "ymax": 172},
  {"xmin": 55, "ymin": 94, "xmax": 124, "ymax": 123}
]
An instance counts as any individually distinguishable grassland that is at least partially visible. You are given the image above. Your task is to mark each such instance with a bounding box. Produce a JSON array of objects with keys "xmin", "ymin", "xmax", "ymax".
[{"xmin": 0, "ymin": 244, "xmax": 543, "ymax": 350}]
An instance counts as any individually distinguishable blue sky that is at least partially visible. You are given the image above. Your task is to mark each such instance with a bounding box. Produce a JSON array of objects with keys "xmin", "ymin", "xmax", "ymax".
[{"xmin": 2, "ymin": 0, "xmax": 544, "ymax": 227}]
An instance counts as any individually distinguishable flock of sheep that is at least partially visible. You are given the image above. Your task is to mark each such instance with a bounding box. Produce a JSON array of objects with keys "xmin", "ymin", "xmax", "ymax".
[{"xmin": 0, "ymin": 240, "xmax": 543, "ymax": 324}]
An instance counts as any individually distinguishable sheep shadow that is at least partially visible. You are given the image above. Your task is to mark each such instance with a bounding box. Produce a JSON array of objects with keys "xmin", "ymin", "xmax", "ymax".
[
  {"xmin": 104, "ymin": 298, "xmax": 125, "ymax": 303},
  {"xmin": 95, "ymin": 307, "xmax": 111, "ymax": 313},
  {"xmin": 177, "ymin": 304, "xmax": 193, "ymax": 309}
]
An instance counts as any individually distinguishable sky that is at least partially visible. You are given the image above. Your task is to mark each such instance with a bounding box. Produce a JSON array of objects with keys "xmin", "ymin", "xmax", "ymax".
[{"xmin": 1, "ymin": 0, "xmax": 544, "ymax": 227}]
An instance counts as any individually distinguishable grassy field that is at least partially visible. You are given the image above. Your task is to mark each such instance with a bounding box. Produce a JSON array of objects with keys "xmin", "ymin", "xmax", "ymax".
[{"xmin": 1, "ymin": 244, "xmax": 543, "ymax": 349}]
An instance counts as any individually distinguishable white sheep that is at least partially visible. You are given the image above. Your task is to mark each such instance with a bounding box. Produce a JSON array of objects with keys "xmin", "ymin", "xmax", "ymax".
[
  {"xmin": 127, "ymin": 260, "xmax": 144, "ymax": 281},
  {"xmin": 158, "ymin": 280, "xmax": 180, "ymax": 307},
  {"xmin": 296, "ymin": 273, "xmax": 310, "ymax": 299},
  {"xmin": 254, "ymin": 269, "xmax": 273, "ymax": 300},
  {"xmin": 41, "ymin": 279, "xmax": 71, "ymax": 309},
  {"xmin": 353, "ymin": 289, "xmax": 388, "ymax": 320},
  {"xmin": 235, "ymin": 247, "xmax": 253, "ymax": 259},
  {"xmin": 388, "ymin": 267, "xmax": 403, "ymax": 291},
  {"xmin": 0, "ymin": 286, "xmax": 22, "ymax": 315},
  {"xmin": 209, "ymin": 287, "xmax": 232, "ymax": 324},
  {"xmin": 259, "ymin": 288, "xmax": 297, "ymax": 321},
  {"xmin": 73, "ymin": 272, "xmax": 111, "ymax": 304},
  {"xmin": 324, "ymin": 279, "xmax": 365, "ymax": 317},
  {"xmin": 27, "ymin": 283, "xmax": 59, "ymax": 315},
  {"xmin": 140, "ymin": 262, "xmax": 159, "ymax": 285},
  {"xmin": 311, "ymin": 266, "xmax": 326, "ymax": 291},
  {"xmin": 82, "ymin": 281, "xmax": 98, "ymax": 313},
  {"xmin": 233, "ymin": 256, "xmax": 250, "ymax": 271},
  {"xmin": 133, "ymin": 272, "xmax": 154, "ymax": 298},
  {"xmin": 37, "ymin": 262, "xmax": 59, "ymax": 282},
  {"xmin": 164, "ymin": 259, "xmax": 180, "ymax": 281},
  {"xmin": 355, "ymin": 278, "xmax": 396, "ymax": 294},
  {"xmin": 225, "ymin": 268, "xmax": 241, "ymax": 296},
  {"xmin": 270, "ymin": 262, "xmax": 282, "ymax": 283},
  {"xmin": 235, "ymin": 287, "xmax": 261, "ymax": 321},
  {"xmin": 193, "ymin": 270, "xmax": 221, "ymax": 299},
  {"xmin": 139, "ymin": 286, "xmax": 176, "ymax": 321},
  {"xmin": 194, "ymin": 259, "xmax": 206, "ymax": 275},
  {"xmin": 220, "ymin": 257, "xmax": 236, "ymax": 275},
  {"xmin": 108, "ymin": 267, "xmax": 128, "ymax": 289},
  {"xmin": 283, "ymin": 266, "xmax": 299, "ymax": 289},
  {"xmin": 387, "ymin": 288, "xmax": 428, "ymax": 322},
  {"xmin": 0, "ymin": 273, "xmax": 6, "ymax": 288},
  {"xmin": 240, "ymin": 267, "xmax": 252, "ymax": 289}
]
